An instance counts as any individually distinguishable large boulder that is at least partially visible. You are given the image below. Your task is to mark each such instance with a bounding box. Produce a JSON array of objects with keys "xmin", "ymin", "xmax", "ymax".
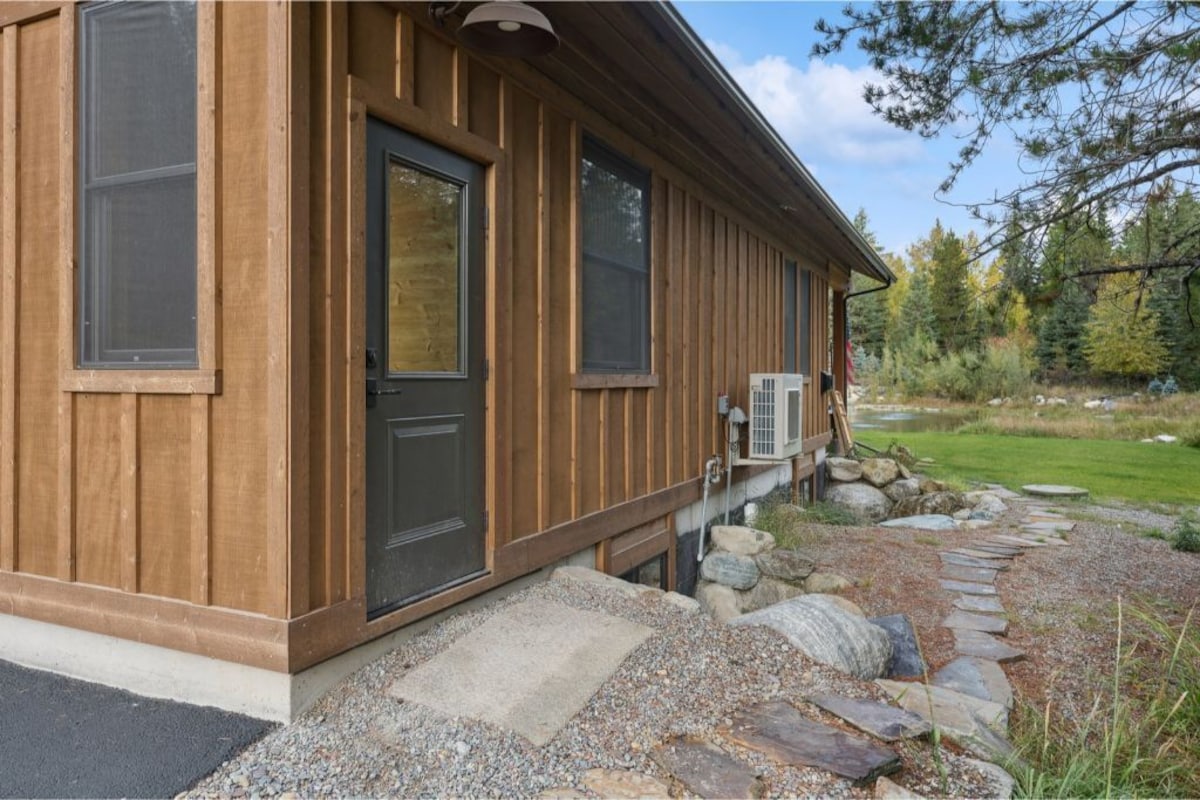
[
  {"xmin": 754, "ymin": 549, "xmax": 815, "ymax": 582},
  {"xmin": 973, "ymin": 493, "xmax": 1008, "ymax": 517},
  {"xmin": 735, "ymin": 576, "xmax": 805, "ymax": 613},
  {"xmin": 731, "ymin": 595, "xmax": 893, "ymax": 680},
  {"xmin": 711, "ymin": 525, "xmax": 776, "ymax": 557},
  {"xmin": 860, "ymin": 458, "xmax": 901, "ymax": 488},
  {"xmin": 699, "ymin": 552, "xmax": 760, "ymax": 590},
  {"xmin": 825, "ymin": 482, "xmax": 892, "ymax": 523},
  {"xmin": 891, "ymin": 491, "xmax": 967, "ymax": 518},
  {"xmin": 805, "ymin": 572, "xmax": 854, "ymax": 593},
  {"xmin": 883, "ymin": 478, "xmax": 921, "ymax": 503},
  {"xmin": 826, "ymin": 457, "xmax": 863, "ymax": 482}
]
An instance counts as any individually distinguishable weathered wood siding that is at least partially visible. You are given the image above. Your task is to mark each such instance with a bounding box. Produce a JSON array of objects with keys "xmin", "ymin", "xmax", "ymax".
[{"xmin": 0, "ymin": 3, "xmax": 288, "ymax": 638}]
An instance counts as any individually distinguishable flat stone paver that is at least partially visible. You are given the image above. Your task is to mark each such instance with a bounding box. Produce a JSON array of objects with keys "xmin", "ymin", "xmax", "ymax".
[
  {"xmin": 651, "ymin": 738, "xmax": 762, "ymax": 799},
  {"xmin": 582, "ymin": 769, "xmax": 671, "ymax": 798},
  {"xmin": 874, "ymin": 680, "xmax": 1012, "ymax": 761},
  {"xmin": 966, "ymin": 544, "xmax": 1022, "ymax": 556},
  {"xmin": 949, "ymin": 548, "xmax": 1013, "ymax": 561},
  {"xmin": 808, "ymin": 693, "xmax": 931, "ymax": 741},
  {"xmin": 390, "ymin": 598, "xmax": 652, "ymax": 746},
  {"xmin": 954, "ymin": 594, "xmax": 1005, "ymax": 614},
  {"xmin": 940, "ymin": 553, "xmax": 1009, "ymax": 571},
  {"xmin": 953, "ymin": 630, "xmax": 1025, "ymax": 663},
  {"xmin": 988, "ymin": 535, "xmax": 1047, "ymax": 548},
  {"xmin": 943, "ymin": 611, "xmax": 1008, "ymax": 636},
  {"xmin": 879, "ymin": 514, "xmax": 959, "ymax": 531},
  {"xmin": 1019, "ymin": 534, "xmax": 1069, "ymax": 547},
  {"xmin": 932, "ymin": 657, "xmax": 1013, "ymax": 709},
  {"xmin": 1021, "ymin": 520, "xmax": 1075, "ymax": 533},
  {"xmin": 942, "ymin": 565, "xmax": 998, "ymax": 583},
  {"xmin": 724, "ymin": 701, "xmax": 901, "ymax": 784},
  {"xmin": 940, "ymin": 579, "xmax": 997, "ymax": 596},
  {"xmin": 1022, "ymin": 484, "xmax": 1088, "ymax": 498}
]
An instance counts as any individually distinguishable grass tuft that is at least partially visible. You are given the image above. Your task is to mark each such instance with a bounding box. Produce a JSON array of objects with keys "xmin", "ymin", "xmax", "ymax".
[
  {"xmin": 751, "ymin": 497, "xmax": 858, "ymax": 550},
  {"xmin": 1008, "ymin": 599, "xmax": 1200, "ymax": 799},
  {"xmin": 1173, "ymin": 513, "xmax": 1200, "ymax": 553}
]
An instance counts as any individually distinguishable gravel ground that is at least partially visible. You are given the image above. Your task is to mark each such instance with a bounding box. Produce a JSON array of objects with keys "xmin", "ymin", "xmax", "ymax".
[
  {"xmin": 188, "ymin": 493, "xmax": 1198, "ymax": 799},
  {"xmin": 188, "ymin": 575, "xmax": 996, "ymax": 798}
]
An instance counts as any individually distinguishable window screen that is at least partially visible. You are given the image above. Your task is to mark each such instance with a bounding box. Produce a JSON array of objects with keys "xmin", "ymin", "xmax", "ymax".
[
  {"xmin": 79, "ymin": 1, "xmax": 198, "ymax": 367},
  {"xmin": 580, "ymin": 139, "xmax": 650, "ymax": 373},
  {"xmin": 783, "ymin": 259, "xmax": 797, "ymax": 373}
]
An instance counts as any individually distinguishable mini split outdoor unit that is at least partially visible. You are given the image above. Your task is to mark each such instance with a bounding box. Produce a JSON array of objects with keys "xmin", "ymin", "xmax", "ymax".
[{"xmin": 748, "ymin": 372, "xmax": 804, "ymax": 460}]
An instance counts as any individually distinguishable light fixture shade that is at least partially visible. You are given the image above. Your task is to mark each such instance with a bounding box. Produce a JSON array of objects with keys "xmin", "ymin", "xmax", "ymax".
[{"xmin": 458, "ymin": 1, "xmax": 559, "ymax": 58}]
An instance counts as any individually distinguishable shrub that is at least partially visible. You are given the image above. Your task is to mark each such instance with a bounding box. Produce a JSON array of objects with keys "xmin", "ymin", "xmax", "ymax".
[{"xmin": 1174, "ymin": 513, "xmax": 1200, "ymax": 553}]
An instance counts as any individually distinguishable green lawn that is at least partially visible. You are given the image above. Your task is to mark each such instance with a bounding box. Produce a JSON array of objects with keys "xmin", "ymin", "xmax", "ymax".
[{"xmin": 857, "ymin": 431, "xmax": 1200, "ymax": 508}]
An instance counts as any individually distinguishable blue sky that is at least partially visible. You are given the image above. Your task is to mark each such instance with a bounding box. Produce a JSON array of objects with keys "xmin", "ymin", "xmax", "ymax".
[{"xmin": 677, "ymin": 1, "xmax": 1017, "ymax": 259}]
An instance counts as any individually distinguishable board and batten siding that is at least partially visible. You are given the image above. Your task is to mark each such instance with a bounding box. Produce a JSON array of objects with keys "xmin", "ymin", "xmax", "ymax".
[
  {"xmin": 0, "ymin": 1, "xmax": 848, "ymax": 674},
  {"xmin": 0, "ymin": 2, "xmax": 296, "ymax": 671}
]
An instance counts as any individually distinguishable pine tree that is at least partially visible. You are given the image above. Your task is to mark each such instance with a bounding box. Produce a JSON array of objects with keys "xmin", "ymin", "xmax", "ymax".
[
  {"xmin": 929, "ymin": 228, "xmax": 976, "ymax": 352},
  {"xmin": 1035, "ymin": 281, "xmax": 1091, "ymax": 381}
]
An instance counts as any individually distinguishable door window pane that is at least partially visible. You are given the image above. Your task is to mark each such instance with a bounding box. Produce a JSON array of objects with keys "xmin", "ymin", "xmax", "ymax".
[
  {"xmin": 79, "ymin": 1, "xmax": 197, "ymax": 367},
  {"xmin": 581, "ymin": 139, "xmax": 650, "ymax": 372},
  {"xmin": 387, "ymin": 160, "xmax": 463, "ymax": 374}
]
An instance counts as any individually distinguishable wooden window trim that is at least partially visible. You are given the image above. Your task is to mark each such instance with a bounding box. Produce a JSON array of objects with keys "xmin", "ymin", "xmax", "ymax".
[
  {"xmin": 570, "ymin": 372, "xmax": 659, "ymax": 390},
  {"xmin": 60, "ymin": 2, "xmax": 220, "ymax": 395}
]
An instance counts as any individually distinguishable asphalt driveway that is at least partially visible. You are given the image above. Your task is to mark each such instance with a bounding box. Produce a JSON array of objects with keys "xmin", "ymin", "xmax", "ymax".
[{"xmin": 0, "ymin": 659, "xmax": 271, "ymax": 799}]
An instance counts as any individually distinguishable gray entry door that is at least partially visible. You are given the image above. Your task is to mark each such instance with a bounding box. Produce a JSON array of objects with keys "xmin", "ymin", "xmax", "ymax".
[{"xmin": 365, "ymin": 118, "xmax": 486, "ymax": 618}]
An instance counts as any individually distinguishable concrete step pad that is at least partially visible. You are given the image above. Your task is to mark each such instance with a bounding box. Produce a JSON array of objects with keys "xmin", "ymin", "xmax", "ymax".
[{"xmin": 724, "ymin": 701, "xmax": 901, "ymax": 784}]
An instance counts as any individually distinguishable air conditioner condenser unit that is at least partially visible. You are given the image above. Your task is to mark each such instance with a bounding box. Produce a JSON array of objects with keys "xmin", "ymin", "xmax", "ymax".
[{"xmin": 747, "ymin": 372, "xmax": 803, "ymax": 460}]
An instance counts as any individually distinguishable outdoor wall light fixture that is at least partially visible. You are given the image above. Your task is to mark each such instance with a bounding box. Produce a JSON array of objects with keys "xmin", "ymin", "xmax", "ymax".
[{"xmin": 429, "ymin": 1, "xmax": 560, "ymax": 58}]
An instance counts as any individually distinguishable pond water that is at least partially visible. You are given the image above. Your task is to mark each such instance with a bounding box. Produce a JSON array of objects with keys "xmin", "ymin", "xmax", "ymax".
[{"xmin": 850, "ymin": 406, "xmax": 978, "ymax": 434}]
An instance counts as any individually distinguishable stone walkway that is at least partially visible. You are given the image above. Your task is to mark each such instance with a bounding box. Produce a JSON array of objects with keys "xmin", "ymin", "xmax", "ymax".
[{"xmin": 614, "ymin": 495, "xmax": 1076, "ymax": 799}]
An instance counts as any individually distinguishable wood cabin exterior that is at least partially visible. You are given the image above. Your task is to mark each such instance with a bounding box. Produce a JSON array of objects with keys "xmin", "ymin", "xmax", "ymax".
[{"xmin": 0, "ymin": 0, "xmax": 893, "ymax": 718}]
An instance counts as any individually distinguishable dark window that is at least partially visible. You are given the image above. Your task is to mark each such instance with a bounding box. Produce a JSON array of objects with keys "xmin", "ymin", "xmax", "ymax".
[
  {"xmin": 799, "ymin": 270, "xmax": 812, "ymax": 376},
  {"xmin": 783, "ymin": 259, "xmax": 797, "ymax": 373},
  {"xmin": 79, "ymin": 1, "xmax": 197, "ymax": 367},
  {"xmin": 580, "ymin": 138, "xmax": 650, "ymax": 373}
]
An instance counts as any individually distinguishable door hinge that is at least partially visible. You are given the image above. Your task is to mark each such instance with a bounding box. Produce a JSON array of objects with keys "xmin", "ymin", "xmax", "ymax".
[
  {"xmin": 482, "ymin": 358, "xmax": 490, "ymax": 380},
  {"xmin": 483, "ymin": 510, "xmax": 489, "ymax": 533}
]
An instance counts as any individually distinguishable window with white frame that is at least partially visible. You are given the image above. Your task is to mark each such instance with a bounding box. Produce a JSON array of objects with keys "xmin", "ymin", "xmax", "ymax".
[
  {"xmin": 580, "ymin": 138, "xmax": 650, "ymax": 373},
  {"xmin": 78, "ymin": 1, "xmax": 197, "ymax": 367}
]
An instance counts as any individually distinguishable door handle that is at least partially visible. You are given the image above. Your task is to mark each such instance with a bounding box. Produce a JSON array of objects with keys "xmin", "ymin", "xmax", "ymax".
[{"xmin": 366, "ymin": 377, "xmax": 402, "ymax": 408}]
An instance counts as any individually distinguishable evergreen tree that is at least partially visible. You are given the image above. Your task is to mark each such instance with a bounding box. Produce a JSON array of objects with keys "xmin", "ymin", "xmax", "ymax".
[
  {"xmin": 895, "ymin": 270, "xmax": 936, "ymax": 348},
  {"xmin": 929, "ymin": 228, "xmax": 976, "ymax": 351},
  {"xmin": 1035, "ymin": 280, "xmax": 1091, "ymax": 381},
  {"xmin": 847, "ymin": 209, "xmax": 892, "ymax": 359}
]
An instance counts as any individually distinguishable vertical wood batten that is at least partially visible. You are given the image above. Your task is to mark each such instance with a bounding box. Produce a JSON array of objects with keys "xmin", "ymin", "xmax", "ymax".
[
  {"xmin": 56, "ymin": 8, "xmax": 73, "ymax": 581},
  {"xmin": 287, "ymin": 2, "xmax": 311, "ymax": 618},
  {"xmin": 0, "ymin": 26, "xmax": 18, "ymax": 573},
  {"xmin": 197, "ymin": 2, "xmax": 221, "ymax": 372},
  {"xmin": 346, "ymin": 97, "xmax": 366, "ymax": 601},
  {"xmin": 119, "ymin": 393, "xmax": 138, "ymax": 591},
  {"xmin": 190, "ymin": 394, "xmax": 210, "ymax": 604},
  {"xmin": 536, "ymin": 100, "xmax": 549, "ymax": 531},
  {"xmin": 395, "ymin": 12, "xmax": 412, "ymax": 102},
  {"xmin": 264, "ymin": 0, "xmax": 290, "ymax": 619},
  {"xmin": 323, "ymin": 0, "xmax": 348, "ymax": 604}
]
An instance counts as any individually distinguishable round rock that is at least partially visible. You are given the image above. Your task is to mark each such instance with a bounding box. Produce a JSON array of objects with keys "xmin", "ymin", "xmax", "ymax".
[
  {"xmin": 825, "ymin": 482, "xmax": 892, "ymax": 523},
  {"xmin": 826, "ymin": 456, "xmax": 864, "ymax": 482},
  {"xmin": 1022, "ymin": 484, "xmax": 1089, "ymax": 498},
  {"xmin": 710, "ymin": 525, "xmax": 776, "ymax": 557},
  {"xmin": 860, "ymin": 458, "xmax": 901, "ymax": 488}
]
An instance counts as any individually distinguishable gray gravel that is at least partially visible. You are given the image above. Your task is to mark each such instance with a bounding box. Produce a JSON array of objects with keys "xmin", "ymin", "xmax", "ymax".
[{"xmin": 186, "ymin": 576, "xmax": 995, "ymax": 798}]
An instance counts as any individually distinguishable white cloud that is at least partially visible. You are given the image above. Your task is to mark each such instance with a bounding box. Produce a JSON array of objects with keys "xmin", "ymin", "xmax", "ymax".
[{"xmin": 706, "ymin": 41, "xmax": 924, "ymax": 167}]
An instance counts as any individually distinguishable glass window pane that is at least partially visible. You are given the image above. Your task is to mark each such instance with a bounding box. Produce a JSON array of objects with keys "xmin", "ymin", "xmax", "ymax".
[
  {"xmin": 580, "ymin": 140, "xmax": 650, "ymax": 372},
  {"xmin": 85, "ymin": 2, "xmax": 196, "ymax": 180},
  {"xmin": 84, "ymin": 176, "xmax": 197, "ymax": 361},
  {"xmin": 387, "ymin": 160, "xmax": 463, "ymax": 374}
]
